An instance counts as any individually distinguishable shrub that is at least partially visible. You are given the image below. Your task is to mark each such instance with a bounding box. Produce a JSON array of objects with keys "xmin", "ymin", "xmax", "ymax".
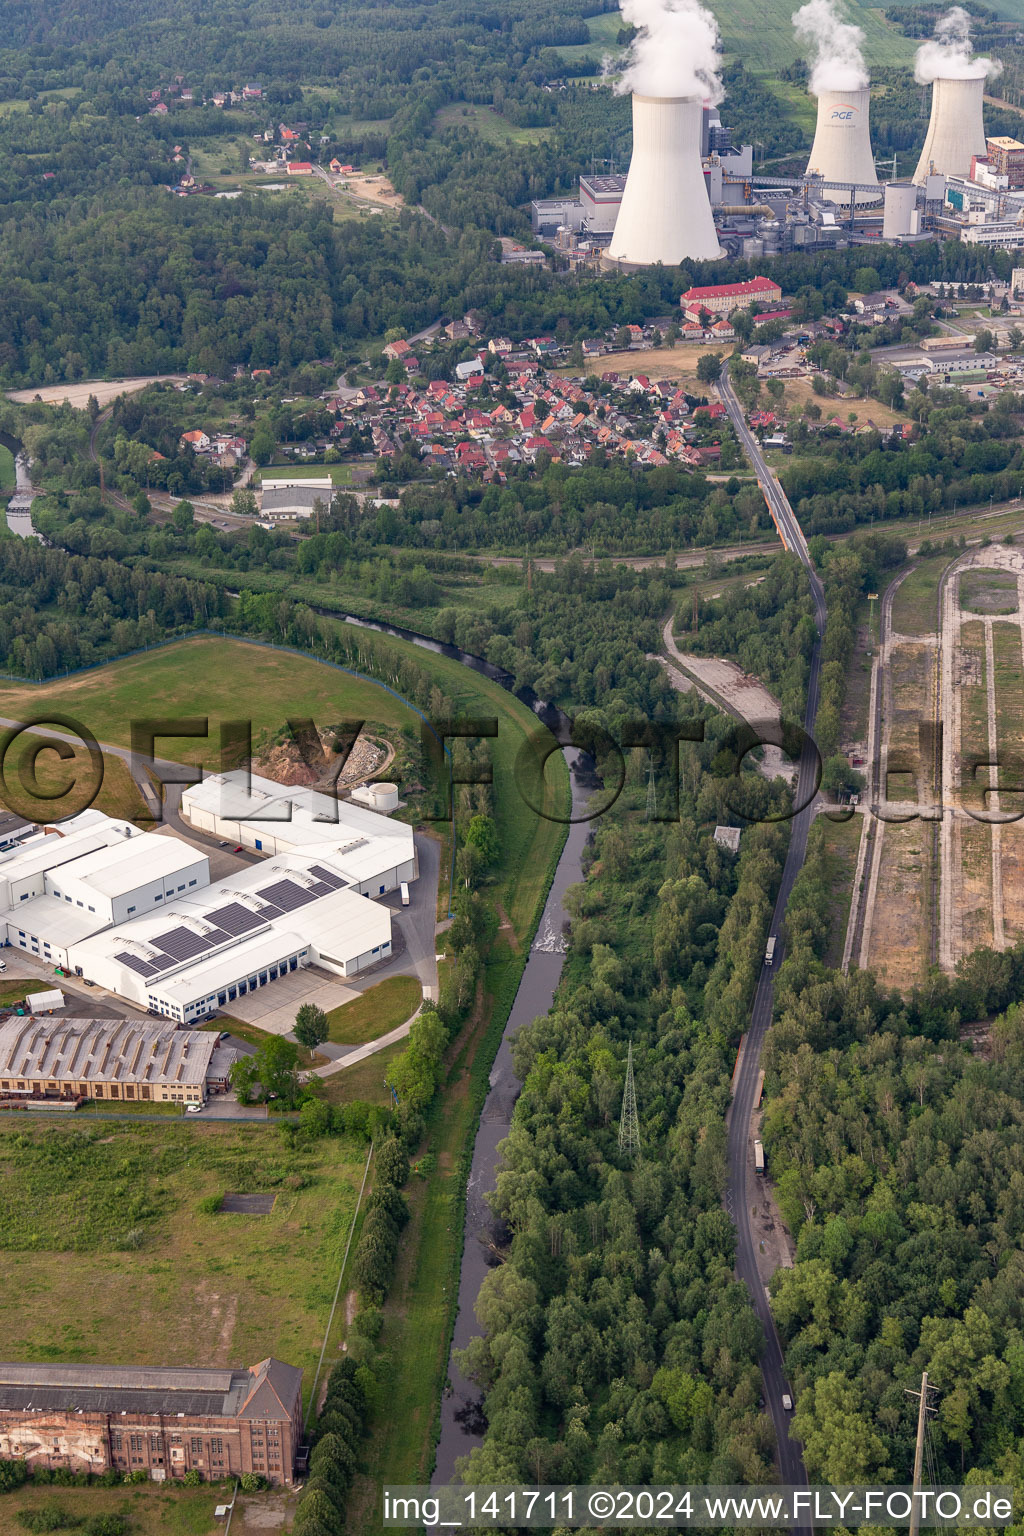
[
  {"xmin": 0, "ymin": 1460, "xmax": 28, "ymax": 1493},
  {"xmin": 83, "ymin": 1517, "xmax": 128, "ymax": 1536},
  {"xmin": 197, "ymin": 1195, "xmax": 222, "ymax": 1215},
  {"xmin": 238, "ymin": 1474, "xmax": 266, "ymax": 1493},
  {"xmin": 16, "ymin": 1502, "xmax": 81, "ymax": 1531},
  {"xmin": 182, "ymin": 1470, "xmax": 202, "ymax": 1488},
  {"xmin": 374, "ymin": 1137, "xmax": 408, "ymax": 1189}
]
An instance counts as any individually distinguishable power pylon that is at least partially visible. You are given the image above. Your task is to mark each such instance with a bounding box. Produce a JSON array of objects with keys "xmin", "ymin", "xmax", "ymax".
[
  {"xmin": 618, "ymin": 1042, "xmax": 641, "ymax": 1164},
  {"xmin": 645, "ymin": 755, "xmax": 657, "ymax": 821}
]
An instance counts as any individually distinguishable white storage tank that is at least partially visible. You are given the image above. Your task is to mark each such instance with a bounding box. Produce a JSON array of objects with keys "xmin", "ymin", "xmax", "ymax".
[
  {"xmin": 350, "ymin": 781, "xmax": 399, "ymax": 813},
  {"xmin": 883, "ymin": 182, "xmax": 919, "ymax": 239}
]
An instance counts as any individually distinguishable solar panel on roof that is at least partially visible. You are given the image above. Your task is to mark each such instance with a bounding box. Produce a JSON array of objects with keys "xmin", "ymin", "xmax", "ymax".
[
  {"xmin": 309, "ymin": 864, "xmax": 344, "ymax": 889},
  {"xmin": 205, "ymin": 903, "xmax": 264, "ymax": 936},
  {"xmin": 256, "ymin": 879, "xmax": 316, "ymax": 913},
  {"xmin": 307, "ymin": 882, "xmax": 333, "ymax": 898},
  {"xmin": 152, "ymin": 927, "xmax": 214, "ymax": 962},
  {"xmin": 115, "ymin": 952, "xmax": 161, "ymax": 978}
]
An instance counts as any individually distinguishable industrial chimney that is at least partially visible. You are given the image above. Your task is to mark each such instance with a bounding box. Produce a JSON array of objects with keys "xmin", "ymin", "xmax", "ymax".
[
  {"xmin": 913, "ymin": 74, "xmax": 987, "ymax": 183},
  {"xmin": 607, "ymin": 95, "xmax": 723, "ymax": 266},
  {"xmin": 805, "ymin": 85, "xmax": 881, "ymax": 205}
]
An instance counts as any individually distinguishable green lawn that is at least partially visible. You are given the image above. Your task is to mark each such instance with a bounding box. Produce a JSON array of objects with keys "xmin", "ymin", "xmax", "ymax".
[
  {"xmin": 0, "ymin": 637, "xmax": 418, "ymax": 777},
  {"xmin": 0, "ymin": 1120, "xmax": 365, "ymax": 1412},
  {"xmin": 434, "ymin": 103, "xmax": 553, "ymax": 145},
  {"xmin": 0, "ymin": 1482, "xmax": 229, "ymax": 1536},
  {"xmin": 0, "ymin": 980, "xmax": 52, "ymax": 1008},
  {"xmin": 0, "ymin": 729, "xmax": 150, "ymax": 826},
  {"xmin": 254, "ymin": 462, "xmax": 360, "ymax": 486},
  {"xmin": 326, "ymin": 975, "xmax": 421, "ymax": 1044}
]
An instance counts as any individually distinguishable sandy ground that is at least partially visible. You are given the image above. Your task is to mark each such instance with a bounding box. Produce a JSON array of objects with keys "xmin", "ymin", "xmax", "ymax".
[
  {"xmin": 333, "ymin": 168, "xmax": 403, "ymax": 207},
  {"xmin": 7, "ymin": 376, "xmax": 187, "ymax": 407},
  {"xmin": 862, "ymin": 820, "xmax": 934, "ymax": 988},
  {"xmin": 661, "ymin": 617, "xmax": 796, "ymax": 784},
  {"xmin": 561, "ymin": 344, "xmax": 709, "ymax": 384}
]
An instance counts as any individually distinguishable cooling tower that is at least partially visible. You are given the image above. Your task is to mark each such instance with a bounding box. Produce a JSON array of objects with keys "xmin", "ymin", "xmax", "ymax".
[
  {"xmin": 805, "ymin": 86, "xmax": 881, "ymax": 206},
  {"xmin": 913, "ymin": 74, "xmax": 987, "ymax": 184},
  {"xmin": 607, "ymin": 95, "xmax": 723, "ymax": 266}
]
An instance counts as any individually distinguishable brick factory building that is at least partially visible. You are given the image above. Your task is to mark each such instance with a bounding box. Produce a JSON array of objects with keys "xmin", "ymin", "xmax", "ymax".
[{"xmin": 0, "ymin": 1359, "xmax": 303, "ymax": 1484}]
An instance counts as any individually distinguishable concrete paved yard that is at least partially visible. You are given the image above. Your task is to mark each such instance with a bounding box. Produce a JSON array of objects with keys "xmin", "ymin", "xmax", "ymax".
[{"xmin": 225, "ymin": 968, "xmax": 358, "ymax": 1035}]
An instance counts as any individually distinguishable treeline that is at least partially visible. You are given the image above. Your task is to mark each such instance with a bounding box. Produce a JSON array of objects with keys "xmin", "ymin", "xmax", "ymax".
[
  {"xmin": 0, "ymin": 541, "xmax": 226, "ymax": 679},
  {"xmin": 781, "ymin": 386, "xmax": 1024, "ymax": 536},
  {"xmin": 764, "ymin": 827, "xmax": 1024, "ymax": 1483},
  {"xmin": 453, "ymin": 736, "xmax": 796, "ymax": 1483}
]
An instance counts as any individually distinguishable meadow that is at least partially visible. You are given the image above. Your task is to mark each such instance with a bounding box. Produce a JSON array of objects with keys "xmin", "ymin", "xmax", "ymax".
[{"xmin": 0, "ymin": 1121, "xmax": 365, "ymax": 1412}]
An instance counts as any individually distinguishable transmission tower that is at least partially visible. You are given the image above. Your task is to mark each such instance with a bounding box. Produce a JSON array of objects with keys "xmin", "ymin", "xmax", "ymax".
[
  {"xmin": 645, "ymin": 755, "xmax": 657, "ymax": 821},
  {"xmin": 618, "ymin": 1042, "xmax": 641, "ymax": 1164}
]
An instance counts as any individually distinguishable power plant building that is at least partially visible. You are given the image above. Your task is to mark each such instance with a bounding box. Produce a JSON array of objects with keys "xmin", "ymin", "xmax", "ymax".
[
  {"xmin": 579, "ymin": 174, "xmax": 626, "ymax": 233},
  {"xmin": 987, "ymin": 136, "xmax": 1024, "ymax": 188},
  {"xmin": 805, "ymin": 87, "xmax": 881, "ymax": 205},
  {"xmin": 914, "ymin": 74, "xmax": 988, "ymax": 184},
  {"xmin": 607, "ymin": 95, "xmax": 723, "ymax": 266}
]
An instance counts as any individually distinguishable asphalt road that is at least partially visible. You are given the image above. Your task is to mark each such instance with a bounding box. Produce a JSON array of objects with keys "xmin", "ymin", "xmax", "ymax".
[{"xmin": 719, "ymin": 362, "xmax": 826, "ymax": 1495}]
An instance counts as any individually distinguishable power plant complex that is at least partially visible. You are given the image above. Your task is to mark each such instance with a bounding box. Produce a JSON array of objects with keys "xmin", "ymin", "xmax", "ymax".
[{"xmin": 531, "ymin": 5, "xmax": 1024, "ymax": 261}]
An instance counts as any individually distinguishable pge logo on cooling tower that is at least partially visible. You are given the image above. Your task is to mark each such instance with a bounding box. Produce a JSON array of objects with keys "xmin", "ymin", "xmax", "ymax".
[{"xmin": 831, "ymin": 104, "xmax": 857, "ymax": 120}]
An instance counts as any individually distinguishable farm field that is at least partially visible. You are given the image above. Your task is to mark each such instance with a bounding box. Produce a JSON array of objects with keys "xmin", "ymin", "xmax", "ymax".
[
  {"xmin": 565, "ymin": 1, "xmax": 915, "ymax": 70},
  {"xmin": 0, "ymin": 1121, "xmax": 365, "ymax": 1413}
]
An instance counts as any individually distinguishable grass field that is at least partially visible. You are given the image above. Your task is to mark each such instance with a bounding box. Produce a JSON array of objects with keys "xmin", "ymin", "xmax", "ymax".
[
  {"xmin": 253, "ymin": 462, "xmax": 361, "ymax": 486},
  {"xmin": 0, "ymin": 729, "xmax": 150, "ymax": 825},
  {"xmin": 326, "ymin": 975, "xmax": 420, "ymax": 1045},
  {"xmin": 0, "ymin": 1482, "xmax": 227, "ymax": 1536},
  {"xmin": 562, "ymin": 0, "xmax": 915, "ymax": 70},
  {"xmin": 562, "ymin": 343, "xmax": 707, "ymax": 385},
  {"xmin": 434, "ymin": 104, "xmax": 553, "ymax": 145},
  {"xmin": 0, "ymin": 980, "xmax": 51, "ymax": 1008},
  {"xmin": 0, "ymin": 1120, "xmax": 364, "ymax": 1411},
  {"xmin": 0, "ymin": 639, "xmax": 417, "ymax": 778},
  {"xmin": 819, "ymin": 816, "xmax": 863, "ymax": 969},
  {"xmin": 782, "ymin": 377, "xmax": 909, "ymax": 430},
  {"xmin": 890, "ymin": 554, "xmax": 950, "ymax": 637}
]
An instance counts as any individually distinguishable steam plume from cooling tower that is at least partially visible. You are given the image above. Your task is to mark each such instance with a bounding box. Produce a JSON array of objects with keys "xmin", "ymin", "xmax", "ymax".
[
  {"xmin": 613, "ymin": 0, "xmax": 724, "ymax": 105},
  {"xmin": 792, "ymin": 0, "xmax": 869, "ymax": 94},
  {"xmin": 914, "ymin": 5, "xmax": 1000, "ymax": 83}
]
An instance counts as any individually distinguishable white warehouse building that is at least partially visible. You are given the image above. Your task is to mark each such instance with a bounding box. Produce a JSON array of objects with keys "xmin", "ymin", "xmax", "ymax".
[
  {"xmin": 70, "ymin": 851, "xmax": 395, "ymax": 1021},
  {"xmin": 0, "ymin": 776, "xmax": 417, "ymax": 1020},
  {"xmin": 180, "ymin": 771, "xmax": 416, "ymax": 896},
  {"xmin": 0, "ymin": 812, "xmax": 208, "ymax": 971}
]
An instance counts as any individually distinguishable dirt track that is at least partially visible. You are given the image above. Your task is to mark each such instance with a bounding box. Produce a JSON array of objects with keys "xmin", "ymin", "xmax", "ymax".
[{"xmin": 7, "ymin": 376, "xmax": 187, "ymax": 407}]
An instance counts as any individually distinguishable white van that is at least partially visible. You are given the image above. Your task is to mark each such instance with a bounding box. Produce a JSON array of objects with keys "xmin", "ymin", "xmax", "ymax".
[{"xmin": 400, "ymin": 882, "xmax": 410, "ymax": 907}]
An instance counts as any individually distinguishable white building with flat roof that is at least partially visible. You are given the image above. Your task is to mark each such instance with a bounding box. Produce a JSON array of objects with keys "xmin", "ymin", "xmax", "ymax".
[
  {"xmin": 69, "ymin": 850, "xmax": 394, "ymax": 1020},
  {"xmin": 180, "ymin": 771, "xmax": 416, "ymax": 896},
  {"xmin": 0, "ymin": 815, "xmax": 209, "ymax": 970}
]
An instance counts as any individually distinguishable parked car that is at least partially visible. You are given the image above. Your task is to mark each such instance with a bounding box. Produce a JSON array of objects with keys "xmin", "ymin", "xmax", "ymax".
[
  {"xmin": 781, "ymin": 1393, "xmax": 793, "ymax": 1412},
  {"xmin": 186, "ymin": 1104, "xmax": 203, "ymax": 1114}
]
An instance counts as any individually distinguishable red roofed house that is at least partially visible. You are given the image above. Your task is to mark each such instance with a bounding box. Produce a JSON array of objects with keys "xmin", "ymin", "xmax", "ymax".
[
  {"xmin": 680, "ymin": 276, "xmax": 782, "ymax": 321},
  {"xmin": 286, "ymin": 162, "xmax": 313, "ymax": 176},
  {"xmin": 180, "ymin": 429, "xmax": 210, "ymax": 451},
  {"xmin": 383, "ymin": 339, "xmax": 413, "ymax": 361}
]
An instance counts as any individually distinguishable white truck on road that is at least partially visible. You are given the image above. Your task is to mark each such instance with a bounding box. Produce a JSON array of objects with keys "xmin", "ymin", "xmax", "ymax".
[{"xmin": 764, "ymin": 935, "xmax": 776, "ymax": 966}]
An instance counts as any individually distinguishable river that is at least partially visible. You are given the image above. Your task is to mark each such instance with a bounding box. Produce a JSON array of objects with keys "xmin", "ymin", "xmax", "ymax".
[{"xmin": 331, "ymin": 609, "xmax": 594, "ymax": 1479}]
